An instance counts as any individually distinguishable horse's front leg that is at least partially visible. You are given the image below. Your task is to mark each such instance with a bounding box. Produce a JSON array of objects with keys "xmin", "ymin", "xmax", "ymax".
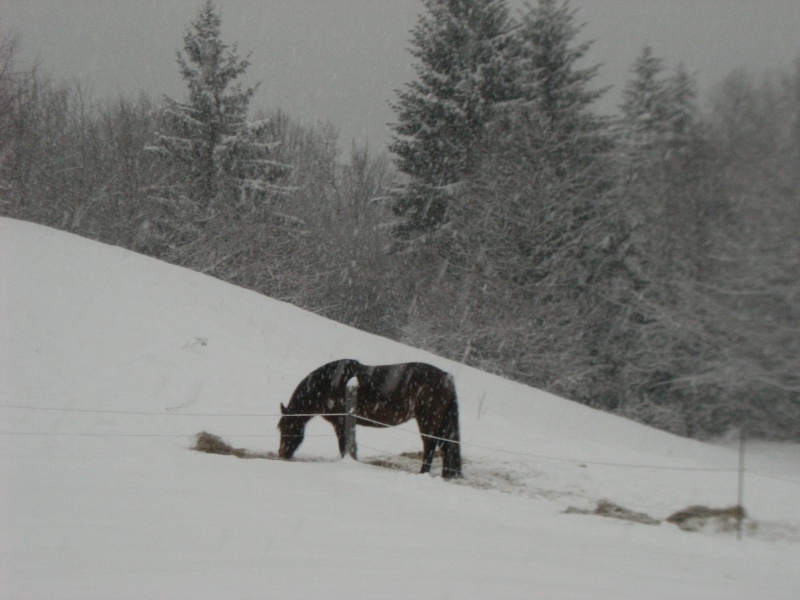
[
  {"xmin": 420, "ymin": 436, "xmax": 437, "ymax": 474},
  {"xmin": 328, "ymin": 416, "xmax": 347, "ymax": 457},
  {"xmin": 329, "ymin": 416, "xmax": 358, "ymax": 459}
]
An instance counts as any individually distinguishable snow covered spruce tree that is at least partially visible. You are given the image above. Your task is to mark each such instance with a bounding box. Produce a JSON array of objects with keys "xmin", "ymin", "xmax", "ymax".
[
  {"xmin": 389, "ymin": 0, "xmax": 516, "ymax": 239},
  {"xmin": 464, "ymin": 0, "xmax": 612, "ymax": 287},
  {"xmin": 507, "ymin": 0, "xmax": 608, "ymax": 171},
  {"xmin": 438, "ymin": 0, "xmax": 619, "ymax": 400},
  {"xmin": 618, "ymin": 46, "xmax": 699, "ymax": 164},
  {"xmin": 616, "ymin": 47, "xmax": 706, "ymax": 287},
  {"xmin": 147, "ymin": 0, "xmax": 288, "ymax": 254}
]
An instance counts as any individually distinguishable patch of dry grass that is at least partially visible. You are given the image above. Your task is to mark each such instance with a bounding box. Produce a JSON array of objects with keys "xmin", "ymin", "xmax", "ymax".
[
  {"xmin": 363, "ymin": 450, "xmax": 444, "ymax": 473},
  {"xmin": 192, "ymin": 431, "xmax": 276, "ymax": 459},
  {"xmin": 565, "ymin": 500, "xmax": 660, "ymax": 526},
  {"xmin": 666, "ymin": 505, "xmax": 748, "ymax": 533}
]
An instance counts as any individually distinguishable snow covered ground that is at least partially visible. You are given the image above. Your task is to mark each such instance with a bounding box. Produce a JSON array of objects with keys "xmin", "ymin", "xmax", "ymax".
[{"xmin": 2, "ymin": 217, "xmax": 799, "ymax": 599}]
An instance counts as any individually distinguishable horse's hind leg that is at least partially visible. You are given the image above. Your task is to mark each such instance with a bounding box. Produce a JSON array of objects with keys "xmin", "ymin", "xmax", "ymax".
[
  {"xmin": 439, "ymin": 401, "xmax": 463, "ymax": 479},
  {"xmin": 442, "ymin": 439, "xmax": 462, "ymax": 479},
  {"xmin": 420, "ymin": 436, "xmax": 437, "ymax": 474}
]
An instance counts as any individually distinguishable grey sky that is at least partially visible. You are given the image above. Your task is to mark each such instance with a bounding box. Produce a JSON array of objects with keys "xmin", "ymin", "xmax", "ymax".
[{"xmin": 3, "ymin": 1, "xmax": 799, "ymax": 151}]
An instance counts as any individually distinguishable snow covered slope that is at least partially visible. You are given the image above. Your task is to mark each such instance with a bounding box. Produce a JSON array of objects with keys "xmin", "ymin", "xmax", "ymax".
[{"xmin": 2, "ymin": 217, "xmax": 799, "ymax": 599}]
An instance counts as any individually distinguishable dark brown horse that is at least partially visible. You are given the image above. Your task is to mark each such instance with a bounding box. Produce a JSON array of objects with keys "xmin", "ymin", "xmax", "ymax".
[{"xmin": 278, "ymin": 360, "xmax": 462, "ymax": 479}]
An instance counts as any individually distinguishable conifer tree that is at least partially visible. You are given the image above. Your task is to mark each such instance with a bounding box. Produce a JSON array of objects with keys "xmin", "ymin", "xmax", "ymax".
[
  {"xmin": 511, "ymin": 0, "xmax": 606, "ymax": 159},
  {"xmin": 617, "ymin": 48, "xmax": 703, "ymax": 269},
  {"xmin": 389, "ymin": 0, "xmax": 515, "ymax": 238},
  {"xmin": 612, "ymin": 47, "xmax": 720, "ymax": 433},
  {"xmin": 619, "ymin": 46, "xmax": 698, "ymax": 157},
  {"xmin": 465, "ymin": 0, "xmax": 610, "ymax": 285},
  {"xmin": 619, "ymin": 46, "xmax": 668, "ymax": 148},
  {"xmin": 411, "ymin": 0, "xmax": 618, "ymax": 406},
  {"xmin": 150, "ymin": 0, "xmax": 287, "ymax": 231}
]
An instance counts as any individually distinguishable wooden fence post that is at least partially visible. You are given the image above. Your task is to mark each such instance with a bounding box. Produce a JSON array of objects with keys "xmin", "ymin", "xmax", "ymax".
[
  {"xmin": 737, "ymin": 429, "xmax": 746, "ymax": 540},
  {"xmin": 344, "ymin": 382, "xmax": 358, "ymax": 460}
]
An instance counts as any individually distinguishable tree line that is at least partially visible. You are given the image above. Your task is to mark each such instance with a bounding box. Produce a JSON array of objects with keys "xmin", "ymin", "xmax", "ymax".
[{"xmin": 2, "ymin": 0, "xmax": 798, "ymax": 439}]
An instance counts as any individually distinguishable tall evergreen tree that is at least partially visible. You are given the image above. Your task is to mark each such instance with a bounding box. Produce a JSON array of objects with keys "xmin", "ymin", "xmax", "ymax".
[
  {"xmin": 511, "ymin": 0, "xmax": 606, "ymax": 159},
  {"xmin": 612, "ymin": 48, "xmax": 726, "ymax": 434},
  {"xmin": 389, "ymin": 0, "xmax": 515, "ymax": 238},
  {"xmin": 465, "ymin": 0, "xmax": 610, "ymax": 287},
  {"xmin": 149, "ymin": 0, "xmax": 287, "ymax": 228},
  {"xmin": 617, "ymin": 47, "xmax": 704, "ymax": 274},
  {"xmin": 618, "ymin": 46, "xmax": 698, "ymax": 157},
  {"xmin": 619, "ymin": 46, "xmax": 668, "ymax": 149},
  {"xmin": 409, "ymin": 0, "xmax": 619, "ymax": 405}
]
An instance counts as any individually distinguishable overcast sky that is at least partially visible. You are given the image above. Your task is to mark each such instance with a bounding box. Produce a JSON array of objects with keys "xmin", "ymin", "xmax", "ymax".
[{"xmin": 3, "ymin": 0, "xmax": 799, "ymax": 151}]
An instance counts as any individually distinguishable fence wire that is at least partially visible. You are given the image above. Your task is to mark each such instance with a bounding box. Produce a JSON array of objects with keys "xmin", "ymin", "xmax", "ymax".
[{"xmin": 2, "ymin": 402, "xmax": 799, "ymax": 484}]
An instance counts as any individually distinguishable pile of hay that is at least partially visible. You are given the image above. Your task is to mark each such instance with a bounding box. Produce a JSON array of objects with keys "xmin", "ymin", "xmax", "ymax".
[
  {"xmin": 566, "ymin": 501, "xmax": 754, "ymax": 534},
  {"xmin": 192, "ymin": 431, "xmax": 276, "ymax": 460},
  {"xmin": 565, "ymin": 500, "xmax": 660, "ymax": 526},
  {"xmin": 666, "ymin": 505, "xmax": 748, "ymax": 533}
]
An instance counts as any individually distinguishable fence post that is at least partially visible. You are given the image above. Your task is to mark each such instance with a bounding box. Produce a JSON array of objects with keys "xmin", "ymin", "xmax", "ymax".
[
  {"xmin": 344, "ymin": 382, "xmax": 358, "ymax": 460},
  {"xmin": 737, "ymin": 429, "xmax": 746, "ymax": 540}
]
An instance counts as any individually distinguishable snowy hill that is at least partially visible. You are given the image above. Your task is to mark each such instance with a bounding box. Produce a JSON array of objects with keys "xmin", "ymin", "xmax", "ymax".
[{"xmin": 2, "ymin": 217, "xmax": 799, "ymax": 599}]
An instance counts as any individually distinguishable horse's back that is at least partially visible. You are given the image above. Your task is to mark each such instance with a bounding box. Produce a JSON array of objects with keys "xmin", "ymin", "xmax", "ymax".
[
  {"xmin": 355, "ymin": 362, "xmax": 455, "ymax": 416},
  {"xmin": 358, "ymin": 362, "xmax": 450, "ymax": 394},
  {"xmin": 399, "ymin": 362, "xmax": 455, "ymax": 397}
]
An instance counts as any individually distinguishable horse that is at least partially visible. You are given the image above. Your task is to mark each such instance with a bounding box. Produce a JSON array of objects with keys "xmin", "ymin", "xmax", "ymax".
[{"xmin": 278, "ymin": 360, "xmax": 462, "ymax": 479}]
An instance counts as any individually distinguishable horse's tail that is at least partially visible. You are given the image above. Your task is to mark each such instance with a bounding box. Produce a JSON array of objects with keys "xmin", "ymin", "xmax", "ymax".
[{"xmin": 436, "ymin": 374, "xmax": 462, "ymax": 479}]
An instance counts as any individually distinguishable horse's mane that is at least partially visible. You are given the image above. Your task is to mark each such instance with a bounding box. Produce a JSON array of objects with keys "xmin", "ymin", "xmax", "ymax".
[{"xmin": 285, "ymin": 359, "xmax": 361, "ymax": 413}]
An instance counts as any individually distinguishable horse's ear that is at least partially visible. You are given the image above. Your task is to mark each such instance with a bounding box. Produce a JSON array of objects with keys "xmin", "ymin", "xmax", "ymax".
[{"xmin": 280, "ymin": 403, "xmax": 287, "ymax": 414}]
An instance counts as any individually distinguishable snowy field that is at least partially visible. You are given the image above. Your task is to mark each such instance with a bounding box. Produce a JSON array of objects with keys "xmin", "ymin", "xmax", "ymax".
[{"xmin": 2, "ymin": 217, "xmax": 799, "ymax": 599}]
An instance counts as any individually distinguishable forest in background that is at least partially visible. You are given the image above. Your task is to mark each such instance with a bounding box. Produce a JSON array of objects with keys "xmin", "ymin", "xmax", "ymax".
[{"xmin": 2, "ymin": 0, "xmax": 798, "ymax": 439}]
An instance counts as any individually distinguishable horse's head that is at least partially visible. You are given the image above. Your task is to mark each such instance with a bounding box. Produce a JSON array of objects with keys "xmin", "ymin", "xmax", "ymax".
[{"xmin": 277, "ymin": 402, "xmax": 306, "ymax": 459}]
